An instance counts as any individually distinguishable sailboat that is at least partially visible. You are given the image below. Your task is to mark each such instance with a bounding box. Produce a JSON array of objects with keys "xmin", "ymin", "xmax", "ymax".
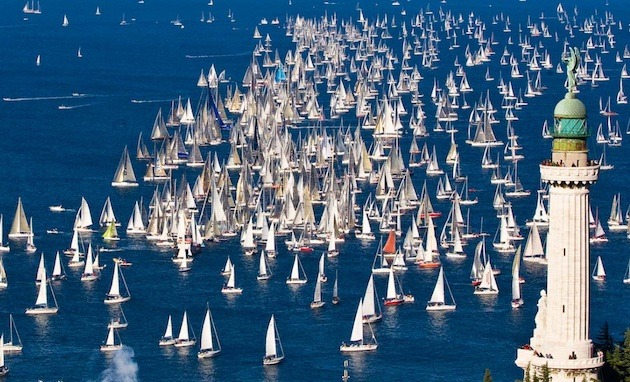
[
  {"xmin": 68, "ymin": 245, "xmax": 85, "ymax": 268},
  {"xmin": 81, "ymin": 244, "xmax": 100, "ymax": 281},
  {"xmin": 474, "ymin": 260, "xmax": 499, "ymax": 295},
  {"xmin": 35, "ymin": 252, "xmax": 47, "ymax": 285},
  {"xmin": 8, "ymin": 197, "xmax": 31, "ymax": 239},
  {"xmin": 111, "ymin": 146, "xmax": 139, "ymax": 188},
  {"xmin": 340, "ymin": 299, "xmax": 378, "ymax": 352},
  {"xmin": 51, "ymin": 251, "xmax": 66, "ymax": 281},
  {"xmin": 221, "ymin": 266, "xmax": 243, "ymax": 294},
  {"xmin": 103, "ymin": 221, "xmax": 120, "ymax": 241},
  {"xmin": 0, "ymin": 215, "xmax": 10, "ymax": 252},
  {"xmin": 623, "ymin": 258, "xmax": 630, "ymax": 284},
  {"xmin": 591, "ymin": 256, "xmax": 606, "ymax": 281},
  {"xmin": 332, "ymin": 270, "xmax": 339, "ymax": 305},
  {"xmin": 257, "ymin": 251, "xmax": 272, "ymax": 281},
  {"xmin": 310, "ymin": 274, "xmax": 325, "ymax": 309},
  {"xmin": 159, "ymin": 315, "xmax": 176, "ymax": 346},
  {"xmin": 25, "ymin": 276, "xmax": 59, "ymax": 315},
  {"xmin": 511, "ymin": 246, "xmax": 524, "ymax": 308},
  {"xmin": 382, "ymin": 268, "xmax": 402, "ymax": 307},
  {"xmin": 0, "ymin": 258, "xmax": 7, "ymax": 288},
  {"xmin": 25, "ymin": 218, "xmax": 36, "ymax": 253},
  {"xmin": 318, "ymin": 253, "xmax": 327, "ymax": 282},
  {"xmin": 286, "ymin": 254, "xmax": 307, "ymax": 284},
  {"xmin": 95, "ymin": 6, "xmax": 101, "ymax": 16},
  {"xmin": 108, "ymin": 305, "xmax": 128, "ymax": 329},
  {"xmin": 174, "ymin": 311, "xmax": 196, "ymax": 347},
  {"xmin": 100, "ymin": 326, "xmax": 123, "ymax": 352},
  {"xmin": 362, "ymin": 275, "xmax": 382, "ymax": 323},
  {"xmin": 0, "ymin": 335, "xmax": 8, "ymax": 377},
  {"xmin": 426, "ymin": 266, "xmax": 456, "ymax": 311},
  {"xmin": 62, "ymin": 14, "xmax": 69, "ymax": 27},
  {"xmin": 197, "ymin": 305, "xmax": 221, "ymax": 358},
  {"xmin": 36, "ymin": 54, "xmax": 41, "ymax": 67},
  {"xmin": 104, "ymin": 262, "xmax": 131, "ymax": 304},
  {"xmin": 263, "ymin": 315, "xmax": 285, "ymax": 365},
  {"xmin": 590, "ymin": 210, "xmax": 608, "ymax": 243},
  {"xmin": 221, "ymin": 256, "xmax": 233, "ymax": 276},
  {"xmin": 371, "ymin": 237, "xmax": 390, "ymax": 274},
  {"xmin": 4, "ymin": 315, "xmax": 22, "ymax": 354}
]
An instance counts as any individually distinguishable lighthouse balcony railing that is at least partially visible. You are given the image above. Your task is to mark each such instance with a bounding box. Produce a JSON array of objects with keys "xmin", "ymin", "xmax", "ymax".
[{"xmin": 516, "ymin": 348, "xmax": 605, "ymax": 370}]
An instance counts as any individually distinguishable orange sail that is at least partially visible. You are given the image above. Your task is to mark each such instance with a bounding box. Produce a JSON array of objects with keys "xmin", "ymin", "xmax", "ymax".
[{"xmin": 383, "ymin": 230, "xmax": 396, "ymax": 254}]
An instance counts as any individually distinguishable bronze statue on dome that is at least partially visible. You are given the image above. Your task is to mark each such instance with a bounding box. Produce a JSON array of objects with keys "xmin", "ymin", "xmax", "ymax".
[{"xmin": 562, "ymin": 47, "xmax": 580, "ymax": 93}]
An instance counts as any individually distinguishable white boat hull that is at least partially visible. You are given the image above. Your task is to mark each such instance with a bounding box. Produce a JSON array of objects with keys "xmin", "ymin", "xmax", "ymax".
[
  {"xmin": 104, "ymin": 296, "xmax": 131, "ymax": 304},
  {"xmin": 198, "ymin": 349, "xmax": 221, "ymax": 358},
  {"xmin": 426, "ymin": 303, "xmax": 456, "ymax": 311},
  {"xmin": 286, "ymin": 279, "xmax": 307, "ymax": 285},
  {"xmin": 263, "ymin": 355, "xmax": 284, "ymax": 365},
  {"xmin": 221, "ymin": 287, "xmax": 243, "ymax": 294},
  {"xmin": 100, "ymin": 344, "xmax": 123, "ymax": 352},
  {"xmin": 25, "ymin": 307, "xmax": 58, "ymax": 315},
  {"xmin": 340, "ymin": 343, "xmax": 378, "ymax": 352}
]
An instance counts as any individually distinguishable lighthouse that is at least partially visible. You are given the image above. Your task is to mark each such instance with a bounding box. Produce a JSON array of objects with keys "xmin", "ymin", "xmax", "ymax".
[{"xmin": 515, "ymin": 48, "xmax": 604, "ymax": 381}]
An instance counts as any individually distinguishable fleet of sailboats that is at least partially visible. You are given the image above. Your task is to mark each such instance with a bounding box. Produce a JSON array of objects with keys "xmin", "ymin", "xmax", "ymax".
[{"xmin": 5, "ymin": 1, "xmax": 630, "ymax": 375}]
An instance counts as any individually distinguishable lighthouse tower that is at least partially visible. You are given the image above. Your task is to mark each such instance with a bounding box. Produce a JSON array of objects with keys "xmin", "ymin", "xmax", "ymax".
[{"xmin": 515, "ymin": 48, "xmax": 604, "ymax": 381}]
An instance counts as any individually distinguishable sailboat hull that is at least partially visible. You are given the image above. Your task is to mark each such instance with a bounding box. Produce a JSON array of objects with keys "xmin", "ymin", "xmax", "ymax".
[
  {"xmin": 111, "ymin": 181, "xmax": 139, "ymax": 188},
  {"xmin": 104, "ymin": 296, "xmax": 131, "ymax": 304},
  {"xmin": 174, "ymin": 339, "xmax": 196, "ymax": 348},
  {"xmin": 310, "ymin": 301, "xmax": 325, "ymax": 309},
  {"xmin": 221, "ymin": 287, "xmax": 243, "ymax": 294},
  {"xmin": 25, "ymin": 307, "xmax": 58, "ymax": 315},
  {"xmin": 286, "ymin": 279, "xmax": 307, "ymax": 285},
  {"xmin": 263, "ymin": 355, "xmax": 284, "ymax": 365},
  {"xmin": 4, "ymin": 344, "xmax": 22, "ymax": 354},
  {"xmin": 198, "ymin": 349, "xmax": 221, "ymax": 358},
  {"xmin": 339, "ymin": 343, "xmax": 378, "ymax": 352},
  {"xmin": 426, "ymin": 303, "xmax": 456, "ymax": 311},
  {"xmin": 100, "ymin": 344, "xmax": 123, "ymax": 352}
]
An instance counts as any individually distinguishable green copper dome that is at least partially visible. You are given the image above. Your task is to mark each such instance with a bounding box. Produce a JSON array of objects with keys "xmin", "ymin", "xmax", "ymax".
[{"xmin": 554, "ymin": 92, "xmax": 587, "ymax": 119}]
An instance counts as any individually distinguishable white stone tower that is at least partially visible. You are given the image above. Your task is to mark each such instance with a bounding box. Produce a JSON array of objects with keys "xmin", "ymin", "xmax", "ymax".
[{"xmin": 515, "ymin": 48, "xmax": 604, "ymax": 381}]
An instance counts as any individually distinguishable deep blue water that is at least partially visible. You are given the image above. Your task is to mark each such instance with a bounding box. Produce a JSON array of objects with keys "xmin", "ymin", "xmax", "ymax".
[{"xmin": 0, "ymin": 0, "xmax": 629, "ymax": 381}]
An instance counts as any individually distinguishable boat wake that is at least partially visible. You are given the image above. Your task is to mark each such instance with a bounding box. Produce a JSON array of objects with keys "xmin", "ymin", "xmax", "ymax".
[
  {"xmin": 3, "ymin": 94, "xmax": 91, "ymax": 102},
  {"xmin": 185, "ymin": 51, "xmax": 250, "ymax": 59},
  {"xmin": 58, "ymin": 103, "xmax": 94, "ymax": 110},
  {"xmin": 130, "ymin": 99, "xmax": 174, "ymax": 104}
]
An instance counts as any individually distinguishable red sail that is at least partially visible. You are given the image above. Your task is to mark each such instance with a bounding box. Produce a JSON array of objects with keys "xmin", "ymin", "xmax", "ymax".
[{"xmin": 383, "ymin": 230, "xmax": 396, "ymax": 254}]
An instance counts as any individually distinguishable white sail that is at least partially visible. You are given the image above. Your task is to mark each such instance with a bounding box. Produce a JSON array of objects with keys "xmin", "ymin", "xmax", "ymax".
[
  {"xmin": 265, "ymin": 315, "xmax": 278, "ymax": 357},
  {"xmin": 429, "ymin": 267, "xmax": 446, "ymax": 304},
  {"xmin": 36, "ymin": 253, "xmax": 46, "ymax": 284},
  {"xmin": 350, "ymin": 299, "xmax": 365, "ymax": 342},
  {"xmin": 178, "ymin": 311, "xmax": 190, "ymax": 341},
  {"xmin": 313, "ymin": 276, "xmax": 323, "ymax": 303},
  {"xmin": 52, "ymin": 251, "xmax": 63, "ymax": 278},
  {"xmin": 226, "ymin": 267, "xmax": 236, "ymax": 288},
  {"xmin": 258, "ymin": 252, "xmax": 269, "ymax": 279},
  {"xmin": 108, "ymin": 262, "xmax": 121, "ymax": 296},
  {"xmin": 199, "ymin": 308, "xmax": 216, "ymax": 352},
  {"xmin": 0, "ymin": 258, "xmax": 7, "ymax": 288},
  {"xmin": 386, "ymin": 268, "xmax": 397, "ymax": 299},
  {"xmin": 9, "ymin": 197, "xmax": 30, "ymax": 238},
  {"xmin": 34, "ymin": 274, "xmax": 48, "ymax": 306},
  {"xmin": 164, "ymin": 315, "xmax": 173, "ymax": 338},
  {"xmin": 106, "ymin": 326, "xmax": 116, "ymax": 346}
]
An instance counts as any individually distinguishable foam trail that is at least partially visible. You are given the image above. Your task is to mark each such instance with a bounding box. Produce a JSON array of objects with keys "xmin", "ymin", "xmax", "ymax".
[
  {"xmin": 58, "ymin": 103, "xmax": 94, "ymax": 110},
  {"xmin": 3, "ymin": 94, "xmax": 91, "ymax": 102},
  {"xmin": 185, "ymin": 51, "xmax": 250, "ymax": 58},
  {"xmin": 130, "ymin": 99, "xmax": 174, "ymax": 104},
  {"xmin": 100, "ymin": 346, "xmax": 138, "ymax": 382}
]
